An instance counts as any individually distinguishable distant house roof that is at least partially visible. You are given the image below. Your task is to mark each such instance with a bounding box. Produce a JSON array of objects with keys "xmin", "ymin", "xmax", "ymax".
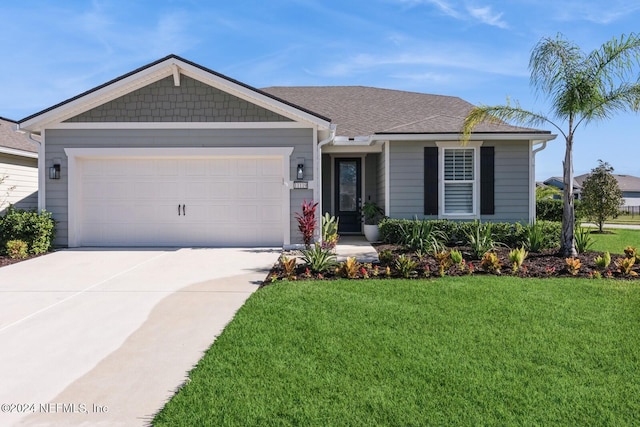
[
  {"xmin": 262, "ymin": 86, "xmax": 552, "ymax": 138},
  {"xmin": 0, "ymin": 117, "xmax": 38, "ymax": 156},
  {"xmin": 543, "ymin": 176, "xmax": 582, "ymax": 190},
  {"xmin": 575, "ymin": 173, "xmax": 640, "ymax": 192}
]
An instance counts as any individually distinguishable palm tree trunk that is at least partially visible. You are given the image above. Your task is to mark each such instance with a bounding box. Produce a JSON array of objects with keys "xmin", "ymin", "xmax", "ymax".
[{"xmin": 561, "ymin": 133, "xmax": 577, "ymax": 257}]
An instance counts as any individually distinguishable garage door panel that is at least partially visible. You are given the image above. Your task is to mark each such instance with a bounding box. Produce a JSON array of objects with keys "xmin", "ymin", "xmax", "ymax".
[{"xmin": 77, "ymin": 156, "xmax": 285, "ymax": 246}]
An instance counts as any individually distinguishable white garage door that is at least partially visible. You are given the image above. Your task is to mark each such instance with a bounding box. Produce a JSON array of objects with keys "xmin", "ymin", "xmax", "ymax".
[{"xmin": 76, "ymin": 157, "xmax": 285, "ymax": 246}]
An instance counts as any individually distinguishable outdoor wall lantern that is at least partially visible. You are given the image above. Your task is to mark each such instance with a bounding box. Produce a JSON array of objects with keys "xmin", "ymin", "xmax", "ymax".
[
  {"xmin": 49, "ymin": 164, "xmax": 61, "ymax": 180},
  {"xmin": 296, "ymin": 162, "xmax": 304, "ymax": 180}
]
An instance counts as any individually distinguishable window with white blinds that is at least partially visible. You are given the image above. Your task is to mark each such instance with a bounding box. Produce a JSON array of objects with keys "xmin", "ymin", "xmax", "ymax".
[{"xmin": 444, "ymin": 148, "xmax": 474, "ymax": 214}]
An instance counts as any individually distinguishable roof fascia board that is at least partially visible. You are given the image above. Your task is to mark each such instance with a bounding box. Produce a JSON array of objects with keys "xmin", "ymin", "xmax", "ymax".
[
  {"xmin": 370, "ymin": 133, "xmax": 557, "ymax": 142},
  {"xmin": 0, "ymin": 146, "xmax": 38, "ymax": 158},
  {"xmin": 48, "ymin": 121, "xmax": 315, "ymax": 130},
  {"xmin": 20, "ymin": 64, "xmax": 174, "ymax": 132}
]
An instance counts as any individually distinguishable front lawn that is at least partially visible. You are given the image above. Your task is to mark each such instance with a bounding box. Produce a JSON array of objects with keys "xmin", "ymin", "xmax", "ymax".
[
  {"xmin": 154, "ymin": 278, "xmax": 640, "ymax": 426},
  {"xmin": 588, "ymin": 228, "xmax": 640, "ymax": 255}
]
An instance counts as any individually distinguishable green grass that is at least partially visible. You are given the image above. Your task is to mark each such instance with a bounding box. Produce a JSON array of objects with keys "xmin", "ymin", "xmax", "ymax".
[
  {"xmin": 608, "ymin": 214, "xmax": 640, "ymax": 225},
  {"xmin": 587, "ymin": 228, "xmax": 640, "ymax": 255},
  {"xmin": 154, "ymin": 278, "xmax": 640, "ymax": 426}
]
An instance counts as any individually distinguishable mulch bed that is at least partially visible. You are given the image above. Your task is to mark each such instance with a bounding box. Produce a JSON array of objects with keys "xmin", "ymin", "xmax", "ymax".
[
  {"xmin": 0, "ymin": 253, "xmax": 47, "ymax": 268},
  {"xmin": 265, "ymin": 244, "xmax": 640, "ymax": 283}
]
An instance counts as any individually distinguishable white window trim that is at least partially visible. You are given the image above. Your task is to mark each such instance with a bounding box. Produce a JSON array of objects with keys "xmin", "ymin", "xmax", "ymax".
[{"xmin": 435, "ymin": 141, "xmax": 483, "ymax": 219}]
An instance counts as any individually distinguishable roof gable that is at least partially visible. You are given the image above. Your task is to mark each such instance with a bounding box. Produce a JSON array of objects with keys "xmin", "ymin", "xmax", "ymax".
[
  {"xmin": 64, "ymin": 75, "xmax": 292, "ymax": 123},
  {"xmin": 18, "ymin": 55, "xmax": 331, "ymax": 133}
]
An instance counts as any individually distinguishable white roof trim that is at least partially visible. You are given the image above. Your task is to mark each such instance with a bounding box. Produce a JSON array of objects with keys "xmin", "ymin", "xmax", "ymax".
[
  {"xmin": 0, "ymin": 146, "xmax": 38, "ymax": 159},
  {"xmin": 371, "ymin": 133, "xmax": 557, "ymax": 142},
  {"xmin": 48, "ymin": 121, "xmax": 315, "ymax": 130},
  {"xmin": 20, "ymin": 57, "xmax": 332, "ymax": 133}
]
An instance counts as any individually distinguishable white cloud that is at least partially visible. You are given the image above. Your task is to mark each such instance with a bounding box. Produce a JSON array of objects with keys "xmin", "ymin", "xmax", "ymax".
[
  {"xmin": 538, "ymin": 0, "xmax": 640, "ymax": 24},
  {"xmin": 320, "ymin": 46, "xmax": 528, "ymax": 79},
  {"xmin": 391, "ymin": 0, "xmax": 508, "ymax": 28},
  {"xmin": 466, "ymin": 5, "xmax": 508, "ymax": 29}
]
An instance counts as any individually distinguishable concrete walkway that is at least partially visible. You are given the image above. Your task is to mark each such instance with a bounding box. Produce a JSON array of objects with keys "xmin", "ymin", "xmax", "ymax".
[
  {"xmin": 0, "ymin": 247, "xmax": 280, "ymax": 427},
  {"xmin": 582, "ymin": 223, "xmax": 640, "ymax": 230},
  {"xmin": 335, "ymin": 235, "xmax": 379, "ymax": 263}
]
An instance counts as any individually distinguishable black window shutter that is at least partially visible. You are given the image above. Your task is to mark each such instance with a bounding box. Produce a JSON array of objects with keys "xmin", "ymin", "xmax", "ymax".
[
  {"xmin": 480, "ymin": 146, "xmax": 495, "ymax": 215},
  {"xmin": 424, "ymin": 147, "xmax": 438, "ymax": 215}
]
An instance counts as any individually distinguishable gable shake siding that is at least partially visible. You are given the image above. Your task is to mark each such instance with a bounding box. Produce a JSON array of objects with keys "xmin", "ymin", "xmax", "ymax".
[
  {"xmin": 65, "ymin": 76, "xmax": 292, "ymax": 123},
  {"xmin": 388, "ymin": 140, "xmax": 530, "ymax": 222},
  {"xmin": 45, "ymin": 128, "xmax": 313, "ymax": 246}
]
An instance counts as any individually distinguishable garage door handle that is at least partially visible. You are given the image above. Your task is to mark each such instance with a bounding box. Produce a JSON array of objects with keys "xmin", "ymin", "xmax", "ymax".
[{"xmin": 182, "ymin": 204, "xmax": 186, "ymax": 216}]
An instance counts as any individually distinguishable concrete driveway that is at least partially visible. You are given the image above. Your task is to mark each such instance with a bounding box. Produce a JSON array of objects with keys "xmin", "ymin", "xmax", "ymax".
[{"xmin": 0, "ymin": 247, "xmax": 280, "ymax": 426}]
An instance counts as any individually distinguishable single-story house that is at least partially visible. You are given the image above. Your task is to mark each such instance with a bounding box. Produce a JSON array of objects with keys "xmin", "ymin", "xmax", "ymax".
[
  {"xmin": 542, "ymin": 176, "xmax": 581, "ymax": 199},
  {"xmin": 575, "ymin": 173, "xmax": 640, "ymax": 207},
  {"xmin": 0, "ymin": 117, "xmax": 38, "ymax": 214},
  {"xmin": 16, "ymin": 55, "xmax": 555, "ymax": 248}
]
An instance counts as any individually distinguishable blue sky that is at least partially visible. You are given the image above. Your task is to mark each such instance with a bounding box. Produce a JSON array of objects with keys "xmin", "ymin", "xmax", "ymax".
[{"xmin": 1, "ymin": 0, "xmax": 639, "ymax": 180}]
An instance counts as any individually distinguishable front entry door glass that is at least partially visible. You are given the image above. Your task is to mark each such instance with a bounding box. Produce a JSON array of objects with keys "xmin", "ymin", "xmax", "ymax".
[{"xmin": 335, "ymin": 158, "xmax": 361, "ymax": 233}]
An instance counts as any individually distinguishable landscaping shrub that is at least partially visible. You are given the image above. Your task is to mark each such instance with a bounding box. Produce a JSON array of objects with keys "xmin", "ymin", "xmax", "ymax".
[
  {"xmin": 6, "ymin": 239, "xmax": 28, "ymax": 259},
  {"xmin": 465, "ymin": 220, "xmax": 498, "ymax": 259},
  {"xmin": 0, "ymin": 207, "xmax": 56, "ymax": 255},
  {"xmin": 537, "ymin": 199, "xmax": 583, "ymax": 222},
  {"xmin": 300, "ymin": 243, "xmax": 337, "ymax": 273},
  {"xmin": 380, "ymin": 218, "xmax": 559, "ymax": 251},
  {"xmin": 532, "ymin": 220, "xmax": 562, "ymax": 250},
  {"xmin": 398, "ymin": 219, "xmax": 446, "ymax": 253}
]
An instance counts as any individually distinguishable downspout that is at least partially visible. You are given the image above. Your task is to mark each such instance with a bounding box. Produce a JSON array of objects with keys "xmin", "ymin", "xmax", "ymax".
[
  {"xmin": 530, "ymin": 140, "xmax": 548, "ymax": 224},
  {"xmin": 14, "ymin": 125, "xmax": 45, "ymax": 212},
  {"xmin": 316, "ymin": 124, "xmax": 336, "ymax": 242}
]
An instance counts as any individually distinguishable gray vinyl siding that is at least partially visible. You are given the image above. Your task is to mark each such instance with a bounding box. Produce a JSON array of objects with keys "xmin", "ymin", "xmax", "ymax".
[
  {"xmin": 481, "ymin": 141, "xmax": 530, "ymax": 222},
  {"xmin": 364, "ymin": 154, "xmax": 378, "ymax": 205},
  {"xmin": 45, "ymin": 128, "xmax": 313, "ymax": 246},
  {"xmin": 321, "ymin": 154, "xmax": 331, "ymax": 214},
  {"xmin": 0, "ymin": 153, "xmax": 38, "ymax": 214},
  {"xmin": 65, "ymin": 76, "xmax": 292, "ymax": 123},
  {"xmin": 388, "ymin": 141, "xmax": 432, "ymax": 218},
  {"xmin": 377, "ymin": 145, "xmax": 386, "ymax": 213},
  {"xmin": 388, "ymin": 140, "xmax": 530, "ymax": 222}
]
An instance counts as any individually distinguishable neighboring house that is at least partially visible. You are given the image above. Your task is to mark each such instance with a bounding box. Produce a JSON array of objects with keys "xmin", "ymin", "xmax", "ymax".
[
  {"xmin": 575, "ymin": 173, "xmax": 640, "ymax": 207},
  {"xmin": 542, "ymin": 176, "xmax": 582, "ymax": 199},
  {"xmin": 0, "ymin": 116, "xmax": 38, "ymax": 214},
  {"xmin": 16, "ymin": 55, "xmax": 555, "ymax": 248}
]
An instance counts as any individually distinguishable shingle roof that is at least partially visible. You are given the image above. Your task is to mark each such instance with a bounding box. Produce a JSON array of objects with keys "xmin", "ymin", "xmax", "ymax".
[
  {"xmin": 575, "ymin": 173, "xmax": 640, "ymax": 192},
  {"xmin": 0, "ymin": 117, "xmax": 38, "ymax": 154},
  {"xmin": 261, "ymin": 86, "xmax": 549, "ymax": 138}
]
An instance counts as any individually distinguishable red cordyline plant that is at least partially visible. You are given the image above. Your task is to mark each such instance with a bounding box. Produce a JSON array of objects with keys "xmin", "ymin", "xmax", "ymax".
[{"xmin": 295, "ymin": 199, "xmax": 318, "ymax": 247}]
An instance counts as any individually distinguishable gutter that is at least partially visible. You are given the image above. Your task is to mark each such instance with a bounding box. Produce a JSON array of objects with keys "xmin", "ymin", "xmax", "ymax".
[
  {"xmin": 14, "ymin": 124, "xmax": 46, "ymax": 211},
  {"xmin": 315, "ymin": 124, "xmax": 337, "ymax": 244},
  {"xmin": 529, "ymin": 138, "xmax": 553, "ymax": 223}
]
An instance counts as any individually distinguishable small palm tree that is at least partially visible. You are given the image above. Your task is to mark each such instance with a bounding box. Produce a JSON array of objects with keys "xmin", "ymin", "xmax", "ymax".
[{"xmin": 462, "ymin": 33, "xmax": 640, "ymax": 256}]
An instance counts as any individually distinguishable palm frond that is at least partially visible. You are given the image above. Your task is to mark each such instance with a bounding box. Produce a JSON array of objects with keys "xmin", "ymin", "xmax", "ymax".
[
  {"xmin": 576, "ymin": 82, "xmax": 640, "ymax": 127},
  {"xmin": 587, "ymin": 33, "xmax": 640, "ymax": 87},
  {"xmin": 461, "ymin": 104, "xmax": 563, "ymax": 143},
  {"xmin": 529, "ymin": 34, "xmax": 584, "ymax": 100}
]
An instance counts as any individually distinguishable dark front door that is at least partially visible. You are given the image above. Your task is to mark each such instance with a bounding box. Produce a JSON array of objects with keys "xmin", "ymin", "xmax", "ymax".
[{"xmin": 335, "ymin": 158, "xmax": 361, "ymax": 233}]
